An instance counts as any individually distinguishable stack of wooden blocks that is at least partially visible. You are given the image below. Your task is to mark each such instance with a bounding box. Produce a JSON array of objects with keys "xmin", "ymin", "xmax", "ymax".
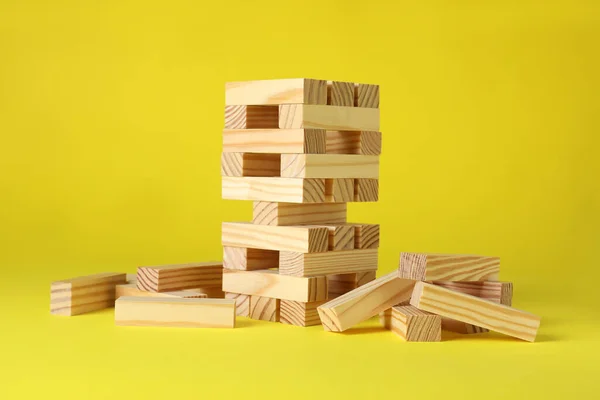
[{"xmin": 220, "ymin": 78, "xmax": 382, "ymax": 326}]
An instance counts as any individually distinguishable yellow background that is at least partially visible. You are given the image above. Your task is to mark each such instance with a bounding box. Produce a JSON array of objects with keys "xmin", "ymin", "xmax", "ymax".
[{"xmin": 1, "ymin": 0, "xmax": 598, "ymax": 398}]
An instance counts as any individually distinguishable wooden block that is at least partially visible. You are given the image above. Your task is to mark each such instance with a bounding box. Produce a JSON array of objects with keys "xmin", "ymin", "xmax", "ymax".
[
  {"xmin": 317, "ymin": 272, "xmax": 416, "ymax": 332},
  {"xmin": 323, "ymin": 224, "xmax": 354, "ymax": 251},
  {"xmin": 224, "ymin": 105, "xmax": 279, "ymax": 129},
  {"xmin": 222, "ymin": 222, "xmax": 329, "ymax": 253},
  {"xmin": 390, "ymin": 305, "xmax": 441, "ymax": 342},
  {"xmin": 280, "ymin": 154, "xmax": 379, "ymax": 179},
  {"xmin": 280, "ymin": 300, "xmax": 326, "ymax": 326},
  {"xmin": 221, "ymin": 153, "xmax": 280, "ymax": 177},
  {"xmin": 126, "ymin": 273, "xmax": 137, "ymax": 283},
  {"xmin": 51, "ymin": 272, "xmax": 127, "ymax": 316},
  {"xmin": 354, "ymin": 83, "xmax": 379, "ymax": 108},
  {"xmin": 222, "ymin": 269, "xmax": 328, "ymax": 302},
  {"xmin": 223, "ymin": 246, "xmax": 279, "ymax": 270},
  {"xmin": 222, "ymin": 177, "xmax": 325, "ymax": 203},
  {"xmin": 379, "ymin": 308, "xmax": 393, "ymax": 328},
  {"xmin": 399, "ymin": 253, "xmax": 500, "ymax": 282},
  {"xmin": 115, "ymin": 283, "xmax": 208, "ymax": 299},
  {"xmin": 252, "ymin": 202, "xmax": 347, "ymax": 226},
  {"xmin": 279, "ymin": 105, "xmax": 379, "ymax": 131},
  {"xmin": 280, "ymin": 249, "xmax": 378, "ymax": 277},
  {"xmin": 325, "ymin": 130, "xmax": 382, "ymax": 155},
  {"xmin": 185, "ymin": 287, "xmax": 226, "ymax": 298},
  {"xmin": 115, "ymin": 297, "xmax": 236, "ymax": 328},
  {"xmin": 225, "ymin": 79, "xmax": 327, "ymax": 105},
  {"xmin": 328, "ymin": 271, "xmax": 376, "ymax": 298},
  {"xmin": 356, "ymin": 271, "xmax": 377, "ymax": 286},
  {"xmin": 353, "ymin": 224, "xmax": 380, "ymax": 249},
  {"xmin": 327, "ymin": 81, "xmax": 354, "ymax": 106},
  {"xmin": 249, "ymin": 295, "xmax": 280, "ymax": 322},
  {"xmin": 225, "ymin": 292, "xmax": 250, "ymax": 317},
  {"xmin": 136, "ymin": 262, "xmax": 222, "ymax": 293},
  {"xmin": 354, "ymin": 178, "xmax": 379, "ymax": 201},
  {"xmin": 410, "ymin": 282, "xmax": 541, "ymax": 342},
  {"xmin": 223, "ymin": 129, "xmax": 326, "ymax": 154},
  {"xmin": 325, "ymin": 178, "xmax": 354, "ymax": 202}
]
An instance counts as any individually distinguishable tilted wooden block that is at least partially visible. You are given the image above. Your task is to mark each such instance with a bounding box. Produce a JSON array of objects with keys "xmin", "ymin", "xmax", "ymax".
[
  {"xmin": 354, "ymin": 83, "xmax": 379, "ymax": 108},
  {"xmin": 225, "ymin": 79, "xmax": 327, "ymax": 105},
  {"xmin": 221, "ymin": 153, "xmax": 280, "ymax": 177},
  {"xmin": 115, "ymin": 283, "xmax": 208, "ymax": 299},
  {"xmin": 225, "ymin": 105, "xmax": 279, "ymax": 129},
  {"xmin": 353, "ymin": 224, "xmax": 380, "ymax": 249},
  {"xmin": 410, "ymin": 282, "xmax": 541, "ymax": 342},
  {"xmin": 50, "ymin": 272, "xmax": 127, "ymax": 316},
  {"xmin": 325, "ymin": 178, "xmax": 354, "ymax": 202},
  {"xmin": 225, "ymin": 292, "xmax": 250, "ymax": 317},
  {"xmin": 398, "ymin": 253, "xmax": 500, "ymax": 282},
  {"xmin": 317, "ymin": 272, "xmax": 416, "ymax": 332},
  {"xmin": 327, "ymin": 81, "xmax": 355, "ymax": 107},
  {"xmin": 326, "ymin": 130, "xmax": 382, "ymax": 155},
  {"xmin": 222, "ymin": 177, "xmax": 326, "ymax": 203},
  {"xmin": 136, "ymin": 262, "xmax": 223, "ymax": 293},
  {"xmin": 279, "ymin": 105, "xmax": 380, "ymax": 131},
  {"xmin": 222, "ymin": 269, "xmax": 328, "ymax": 302},
  {"xmin": 280, "ymin": 300, "xmax": 326, "ymax": 327},
  {"xmin": 280, "ymin": 154, "xmax": 379, "ymax": 179},
  {"xmin": 390, "ymin": 305, "xmax": 441, "ymax": 342},
  {"xmin": 354, "ymin": 178, "xmax": 379, "ymax": 201},
  {"xmin": 250, "ymin": 295, "xmax": 280, "ymax": 322},
  {"xmin": 279, "ymin": 249, "xmax": 378, "ymax": 276},
  {"xmin": 222, "ymin": 222, "xmax": 329, "ymax": 253},
  {"xmin": 223, "ymin": 246, "xmax": 279, "ymax": 270},
  {"xmin": 252, "ymin": 202, "xmax": 347, "ymax": 226},
  {"xmin": 115, "ymin": 297, "xmax": 236, "ymax": 328},
  {"xmin": 223, "ymin": 128, "xmax": 326, "ymax": 154}
]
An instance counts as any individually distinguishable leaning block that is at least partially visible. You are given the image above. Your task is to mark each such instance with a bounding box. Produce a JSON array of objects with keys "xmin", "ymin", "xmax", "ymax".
[
  {"xmin": 225, "ymin": 292, "xmax": 250, "ymax": 317},
  {"xmin": 399, "ymin": 253, "xmax": 500, "ymax": 281},
  {"xmin": 390, "ymin": 305, "xmax": 441, "ymax": 342},
  {"xmin": 317, "ymin": 272, "xmax": 416, "ymax": 332},
  {"xmin": 222, "ymin": 222, "xmax": 329, "ymax": 253},
  {"xmin": 280, "ymin": 154, "xmax": 379, "ymax": 179},
  {"xmin": 225, "ymin": 79, "xmax": 327, "ymax": 105},
  {"xmin": 50, "ymin": 272, "xmax": 127, "ymax": 316},
  {"xmin": 410, "ymin": 282, "xmax": 541, "ymax": 342},
  {"xmin": 249, "ymin": 295, "xmax": 280, "ymax": 322},
  {"xmin": 279, "ymin": 249, "xmax": 378, "ymax": 276},
  {"xmin": 136, "ymin": 262, "xmax": 223, "ymax": 292},
  {"xmin": 115, "ymin": 283, "xmax": 207, "ymax": 299},
  {"xmin": 223, "ymin": 246, "xmax": 279, "ymax": 270},
  {"xmin": 325, "ymin": 131, "xmax": 382, "ymax": 155},
  {"xmin": 280, "ymin": 300, "xmax": 326, "ymax": 327},
  {"xmin": 222, "ymin": 129, "xmax": 326, "ymax": 154},
  {"xmin": 222, "ymin": 177, "xmax": 326, "ymax": 203},
  {"xmin": 115, "ymin": 297, "xmax": 236, "ymax": 328},
  {"xmin": 252, "ymin": 202, "xmax": 347, "ymax": 226},
  {"xmin": 353, "ymin": 224, "xmax": 380, "ymax": 249},
  {"xmin": 279, "ymin": 105, "xmax": 380, "ymax": 131}
]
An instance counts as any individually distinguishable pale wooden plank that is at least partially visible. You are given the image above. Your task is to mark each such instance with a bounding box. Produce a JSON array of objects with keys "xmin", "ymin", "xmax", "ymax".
[
  {"xmin": 354, "ymin": 83, "xmax": 379, "ymax": 108},
  {"xmin": 225, "ymin": 292, "xmax": 250, "ymax": 317},
  {"xmin": 222, "ymin": 177, "xmax": 326, "ymax": 203},
  {"xmin": 115, "ymin": 283, "xmax": 208, "ymax": 299},
  {"xmin": 222, "ymin": 222, "xmax": 329, "ymax": 253},
  {"xmin": 223, "ymin": 246, "xmax": 279, "ymax": 270},
  {"xmin": 224, "ymin": 105, "xmax": 279, "ymax": 129},
  {"xmin": 353, "ymin": 224, "xmax": 380, "ymax": 249},
  {"xmin": 249, "ymin": 295, "xmax": 280, "ymax": 322},
  {"xmin": 223, "ymin": 129, "xmax": 326, "ymax": 154},
  {"xmin": 252, "ymin": 202, "xmax": 347, "ymax": 226},
  {"xmin": 399, "ymin": 253, "xmax": 500, "ymax": 281},
  {"xmin": 279, "ymin": 249, "xmax": 378, "ymax": 277},
  {"xmin": 325, "ymin": 178, "xmax": 354, "ymax": 202},
  {"xmin": 136, "ymin": 262, "xmax": 223, "ymax": 293},
  {"xmin": 221, "ymin": 153, "xmax": 280, "ymax": 177},
  {"xmin": 279, "ymin": 105, "xmax": 379, "ymax": 131},
  {"xmin": 354, "ymin": 178, "xmax": 379, "ymax": 201},
  {"xmin": 327, "ymin": 81, "xmax": 354, "ymax": 106},
  {"xmin": 280, "ymin": 154, "xmax": 379, "ymax": 179},
  {"xmin": 226, "ymin": 79, "xmax": 327, "ymax": 105},
  {"xmin": 325, "ymin": 130, "xmax": 382, "ymax": 155}
]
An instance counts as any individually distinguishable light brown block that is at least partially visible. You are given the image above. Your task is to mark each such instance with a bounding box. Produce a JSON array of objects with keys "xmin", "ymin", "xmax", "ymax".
[
  {"xmin": 390, "ymin": 305, "xmax": 441, "ymax": 342},
  {"xmin": 223, "ymin": 128, "xmax": 326, "ymax": 154},
  {"xmin": 410, "ymin": 282, "xmax": 541, "ymax": 342},
  {"xmin": 223, "ymin": 246, "xmax": 279, "ymax": 270},
  {"xmin": 354, "ymin": 83, "xmax": 379, "ymax": 108},
  {"xmin": 221, "ymin": 153, "xmax": 280, "ymax": 177},
  {"xmin": 115, "ymin": 283, "xmax": 208, "ymax": 299},
  {"xmin": 356, "ymin": 271, "xmax": 377, "ymax": 286},
  {"xmin": 222, "ymin": 222, "xmax": 329, "ymax": 253},
  {"xmin": 354, "ymin": 178, "xmax": 379, "ymax": 201},
  {"xmin": 222, "ymin": 177, "xmax": 326, "ymax": 203},
  {"xmin": 323, "ymin": 224, "xmax": 354, "ymax": 251},
  {"xmin": 379, "ymin": 308, "xmax": 393, "ymax": 328},
  {"xmin": 399, "ymin": 253, "xmax": 500, "ymax": 282},
  {"xmin": 280, "ymin": 154, "xmax": 379, "ymax": 179},
  {"xmin": 136, "ymin": 262, "xmax": 223, "ymax": 293},
  {"xmin": 185, "ymin": 287, "xmax": 226, "ymax": 298},
  {"xmin": 222, "ymin": 269, "xmax": 328, "ymax": 302},
  {"xmin": 353, "ymin": 224, "xmax": 380, "ymax": 249},
  {"xmin": 279, "ymin": 104, "xmax": 379, "ymax": 131},
  {"xmin": 325, "ymin": 178, "xmax": 354, "ymax": 202},
  {"xmin": 225, "ymin": 292, "xmax": 250, "ymax": 317},
  {"xmin": 115, "ymin": 297, "xmax": 236, "ymax": 328},
  {"xmin": 317, "ymin": 272, "xmax": 416, "ymax": 332},
  {"xmin": 252, "ymin": 202, "xmax": 347, "ymax": 226},
  {"xmin": 50, "ymin": 272, "xmax": 127, "ymax": 316},
  {"xmin": 325, "ymin": 130, "xmax": 382, "ymax": 155},
  {"xmin": 250, "ymin": 296, "xmax": 280, "ymax": 322},
  {"xmin": 280, "ymin": 300, "xmax": 326, "ymax": 327},
  {"xmin": 225, "ymin": 79, "xmax": 327, "ymax": 105},
  {"xmin": 279, "ymin": 249, "xmax": 378, "ymax": 277},
  {"xmin": 327, "ymin": 272, "xmax": 372, "ymax": 298},
  {"xmin": 327, "ymin": 81, "xmax": 354, "ymax": 106},
  {"xmin": 224, "ymin": 105, "xmax": 279, "ymax": 129}
]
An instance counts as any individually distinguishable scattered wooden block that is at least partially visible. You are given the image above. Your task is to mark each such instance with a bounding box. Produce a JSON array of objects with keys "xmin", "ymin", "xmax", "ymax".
[
  {"xmin": 50, "ymin": 272, "xmax": 127, "ymax": 316},
  {"xmin": 223, "ymin": 129, "xmax": 326, "ymax": 154},
  {"xmin": 225, "ymin": 292, "xmax": 250, "ymax": 317},
  {"xmin": 279, "ymin": 249, "xmax": 378, "ymax": 276},
  {"xmin": 225, "ymin": 79, "xmax": 327, "ymax": 105},
  {"xmin": 252, "ymin": 202, "xmax": 347, "ymax": 226},
  {"xmin": 354, "ymin": 178, "xmax": 379, "ymax": 201},
  {"xmin": 249, "ymin": 295, "xmax": 280, "ymax": 322},
  {"xmin": 221, "ymin": 153, "xmax": 280, "ymax": 177},
  {"xmin": 327, "ymin": 81, "xmax": 355, "ymax": 106},
  {"xmin": 398, "ymin": 253, "xmax": 500, "ymax": 282},
  {"xmin": 317, "ymin": 272, "xmax": 416, "ymax": 332},
  {"xmin": 225, "ymin": 105, "xmax": 279, "ymax": 129},
  {"xmin": 280, "ymin": 300, "xmax": 326, "ymax": 326},
  {"xmin": 222, "ymin": 222, "xmax": 329, "ymax": 253},
  {"xmin": 390, "ymin": 305, "xmax": 441, "ymax": 342},
  {"xmin": 222, "ymin": 177, "xmax": 326, "ymax": 203},
  {"xmin": 410, "ymin": 282, "xmax": 541, "ymax": 342},
  {"xmin": 325, "ymin": 131, "xmax": 382, "ymax": 155},
  {"xmin": 223, "ymin": 246, "xmax": 279, "ymax": 270},
  {"xmin": 136, "ymin": 262, "xmax": 222, "ymax": 293},
  {"xmin": 222, "ymin": 270, "xmax": 328, "ymax": 302},
  {"xmin": 353, "ymin": 224, "xmax": 380, "ymax": 249},
  {"xmin": 115, "ymin": 283, "xmax": 208, "ymax": 299},
  {"xmin": 354, "ymin": 83, "xmax": 379, "ymax": 108},
  {"xmin": 280, "ymin": 154, "xmax": 379, "ymax": 179},
  {"xmin": 115, "ymin": 297, "xmax": 236, "ymax": 328},
  {"xmin": 279, "ymin": 105, "xmax": 380, "ymax": 131}
]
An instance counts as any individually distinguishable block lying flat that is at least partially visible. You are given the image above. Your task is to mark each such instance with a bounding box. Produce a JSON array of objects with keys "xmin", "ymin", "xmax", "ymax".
[
  {"xmin": 410, "ymin": 282, "xmax": 541, "ymax": 342},
  {"xmin": 325, "ymin": 130, "xmax": 382, "ymax": 155},
  {"xmin": 226, "ymin": 79, "xmax": 327, "ymax": 105},
  {"xmin": 399, "ymin": 252, "xmax": 500, "ymax": 281},
  {"xmin": 280, "ymin": 154, "xmax": 379, "ymax": 179},
  {"xmin": 355, "ymin": 83, "xmax": 379, "ymax": 108},
  {"xmin": 115, "ymin": 283, "xmax": 207, "ymax": 299},
  {"xmin": 250, "ymin": 295, "xmax": 280, "ymax": 322},
  {"xmin": 279, "ymin": 249, "xmax": 378, "ymax": 276},
  {"xmin": 279, "ymin": 105, "xmax": 380, "ymax": 131},
  {"xmin": 390, "ymin": 305, "xmax": 441, "ymax": 342},
  {"xmin": 326, "ymin": 178, "xmax": 354, "ymax": 202},
  {"xmin": 252, "ymin": 202, "xmax": 347, "ymax": 226},
  {"xmin": 317, "ymin": 272, "xmax": 416, "ymax": 332},
  {"xmin": 327, "ymin": 81, "xmax": 354, "ymax": 106},
  {"xmin": 223, "ymin": 246, "xmax": 279, "ymax": 270},
  {"xmin": 222, "ymin": 222, "xmax": 329, "ymax": 253},
  {"xmin": 136, "ymin": 262, "xmax": 223, "ymax": 293},
  {"xmin": 321, "ymin": 224, "xmax": 355, "ymax": 251},
  {"xmin": 50, "ymin": 272, "xmax": 127, "ymax": 316},
  {"xmin": 115, "ymin": 297, "xmax": 235, "ymax": 328},
  {"xmin": 225, "ymin": 292, "xmax": 250, "ymax": 317},
  {"xmin": 354, "ymin": 178, "xmax": 379, "ymax": 201},
  {"xmin": 353, "ymin": 224, "xmax": 380, "ymax": 249},
  {"xmin": 223, "ymin": 129, "xmax": 326, "ymax": 154},
  {"xmin": 222, "ymin": 269, "xmax": 328, "ymax": 302},
  {"xmin": 280, "ymin": 300, "xmax": 326, "ymax": 327},
  {"xmin": 222, "ymin": 176, "xmax": 326, "ymax": 203}
]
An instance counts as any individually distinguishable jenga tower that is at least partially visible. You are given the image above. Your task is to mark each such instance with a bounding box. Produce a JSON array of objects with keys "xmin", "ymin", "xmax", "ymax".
[{"xmin": 221, "ymin": 78, "xmax": 381, "ymax": 326}]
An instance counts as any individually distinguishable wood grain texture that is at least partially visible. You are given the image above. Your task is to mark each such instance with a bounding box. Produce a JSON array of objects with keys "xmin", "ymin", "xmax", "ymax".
[
  {"xmin": 222, "ymin": 269, "xmax": 328, "ymax": 302},
  {"xmin": 221, "ymin": 153, "xmax": 280, "ymax": 177},
  {"xmin": 115, "ymin": 297, "xmax": 236, "ymax": 328},
  {"xmin": 50, "ymin": 272, "xmax": 126, "ymax": 316},
  {"xmin": 323, "ymin": 224, "xmax": 354, "ymax": 251},
  {"xmin": 136, "ymin": 262, "xmax": 223, "ymax": 293},
  {"xmin": 279, "ymin": 105, "xmax": 379, "ymax": 131},
  {"xmin": 354, "ymin": 83, "xmax": 379, "ymax": 108},
  {"xmin": 222, "ymin": 177, "xmax": 325, "ymax": 203},
  {"xmin": 390, "ymin": 305, "xmax": 441, "ymax": 342},
  {"xmin": 225, "ymin": 292, "xmax": 250, "ymax": 317},
  {"xmin": 115, "ymin": 283, "xmax": 208, "ymax": 299},
  {"xmin": 225, "ymin": 79, "xmax": 327, "ymax": 105},
  {"xmin": 222, "ymin": 222, "xmax": 329, "ymax": 253},
  {"xmin": 223, "ymin": 129, "xmax": 326, "ymax": 154},
  {"xmin": 249, "ymin": 296, "xmax": 280, "ymax": 322},
  {"xmin": 325, "ymin": 178, "xmax": 354, "ymax": 202},
  {"xmin": 399, "ymin": 253, "xmax": 500, "ymax": 281},
  {"xmin": 325, "ymin": 130, "xmax": 382, "ymax": 155},
  {"xmin": 354, "ymin": 178, "xmax": 379, "ymax": 201},
  {"xmin": 280, "ymin": 154, "xmax": 379, "ymax": 178},
  {"xmin": 410, "ymin": 282, "xmax": 541, "ymax": 342},
  {"xmin": 224, "ymin": 105, "xmax": 279, "ymax": 129},
  {"xmin": 252, "ymin": 202, "xmax": 347, "ymax": 226},
  {"xmin": 184, "ymin": 287, "xmax": 226, "ymax": 298},
  {"xmin": 327, "ymin": 81, "xmax": 354, "ymax": 106},
  {"xmin": 223, "ymin": 246, "xmax": 279, "ymax": 270},
  {"xmin": 328, "ymin": 271, "xmax": 377, "ymax": 299},
  {"xmin": 279, "ymin": 249, "xmax": 378, "ymax": 277},
  {"xmin": 280, "ymin": 300, "xmax": 326, "ymax": 327},
  {"xmin": 380, "ymin": 308, "xmax": 393, "ymax": 329},
  {"xmin": 317, "ymin": 272, "xmax": 416, "ymax": 332},
  {"xmin": 353, "ymin": 224, "xmax": 380, "ymax": 249},
  {"xmin": 356, "ymin": 271, "xmax": 377, "ymax": 286}
]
